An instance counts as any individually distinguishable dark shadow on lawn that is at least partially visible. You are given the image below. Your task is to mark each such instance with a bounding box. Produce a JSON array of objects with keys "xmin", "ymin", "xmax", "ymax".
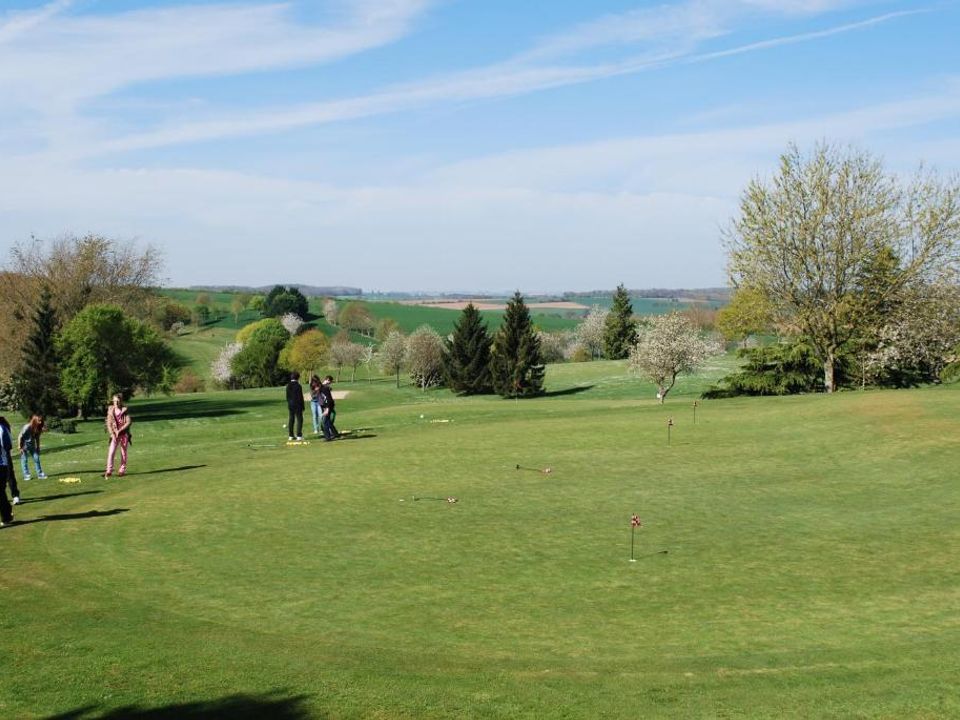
[
  {"xmin": 8, "ymin": 508, "xmax": 129, "ymax": 527},
  {"xmin": 128, "ymin": 464, "xmax": 207, "ymax": 476},
  {"xmin": 20, "ymin": 490, "xmax": 104, "ymax": 504},
  {"xmin": 134, "ymin": 396, "xmax": 280, "ymax": 423},
  {"xmin": 44, "ymin": 691, "xmax": 315, "ymax": 720},
  {"xmin": 543, "ymin": 384, "xmax": 595, "ymax": 398},
  {"xmin": 331, "ymin": 433, "xmax": 376, "ymax": 441}
]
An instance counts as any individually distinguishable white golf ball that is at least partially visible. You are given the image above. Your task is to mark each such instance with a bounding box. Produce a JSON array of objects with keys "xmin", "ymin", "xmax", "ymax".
[{"xmin": 420, "ymin": 414, "xmax": 424, "ymax": 419}]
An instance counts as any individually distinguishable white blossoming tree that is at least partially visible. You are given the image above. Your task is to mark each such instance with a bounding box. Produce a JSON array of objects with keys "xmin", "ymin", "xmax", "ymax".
[
  {"xmin": 576, "ymin": 305, "xmax": 609, "ymax": 360},
  {"xmin": 629, "ymin": 312, "xmax": 719, "ymax": 403},
  {"xmin": 405, "ymin": 325, "xmax": 445, "ymax": 390},
  {"xmin": 211, "ymin": 342, "xmax": 243, "ymax": 388},
  {"xmin": 280, "ymin": 312, "xmax": 304, "ymax": 336}
]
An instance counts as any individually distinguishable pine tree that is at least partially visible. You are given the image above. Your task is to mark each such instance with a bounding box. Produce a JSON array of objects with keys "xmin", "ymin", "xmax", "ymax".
[
  {"xmin": 490, "ymin": 292, "xmax": 545, "ymax": 398},
  {"xmin": 11, "ymin": 286, "xmax": 65, "ymax": 416},
  {"xmin": 603, "ymin": 283, "xmax": 638, "ymax": 359},
  {"xmin": 443, "ymin": 303, "xmax": 493, "ymax": 394}
]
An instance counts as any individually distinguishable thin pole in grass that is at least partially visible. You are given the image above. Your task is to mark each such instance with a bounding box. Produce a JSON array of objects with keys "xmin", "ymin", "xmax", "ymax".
[
  {"xmin": 693, "ymin": 400, "xmax": 699, "ymax": 425},
  {"xmin": 667, "ymin": 417, "xmax": 673, "ymax": 445},
  {"xmin": 630, "ymin": 514, "xmax": 642, "ymax": 562}
]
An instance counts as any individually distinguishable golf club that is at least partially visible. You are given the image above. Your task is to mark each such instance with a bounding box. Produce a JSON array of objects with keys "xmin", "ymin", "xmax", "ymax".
[{"xmin": 515, "ymin": 464, "xmax": 553, "ymax": 474}]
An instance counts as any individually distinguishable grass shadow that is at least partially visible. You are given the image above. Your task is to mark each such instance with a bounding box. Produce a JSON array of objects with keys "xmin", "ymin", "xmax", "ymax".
[
  {"xmin": 19, "ymin": 490, "xmax": 104, "ymax": 504},
  {"xmin": 134, "ymin": 396, "xmax": 280, "ymax": 422},
  {"xmin": 130, "ymin": 464, "xmax": 207, "ymax": 476},
  {"xmin": 542, "ymin": 384, "xmax": 595, "ymax": 398},
  {"xmin": 44, "ymin": 691, "xmax": 315, "ymax": 719},
  {"xmin": 8, "ymin": 508, "xmax": 129, "ymax": 527}
]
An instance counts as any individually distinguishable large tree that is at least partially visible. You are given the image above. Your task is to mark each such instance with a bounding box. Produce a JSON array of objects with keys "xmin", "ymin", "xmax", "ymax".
[
  {"xmin": 490, "ymin": 292, "xmax": 545, "ymax": 398},
  {"xmin": 11, "ymin": 287, "xmax": 66, "ymax": 417},
  {"xmin": 442, "ymin": 303, "xmax": 493, "ymax": 395},
  {"xmin": 603, "ymin": 284, "xmax": 638, "ymax": 359},
  {"xmin": 230, "ymin": 319, "xmax": 290, "ymax": 388},
  {"xmin": 57, "ymin": 304, "xmax": 181, "ymax": 417},
  {"xmin": 0, "ymin": 234, "xmax": 162, "ymax": 373},
  {"xmin": 726, "ymin": 143, "xmax": 960, "ymax": 392},
  {"xmin": 262, "ymin": 285, "xmax": 308, "ymax": 318}
]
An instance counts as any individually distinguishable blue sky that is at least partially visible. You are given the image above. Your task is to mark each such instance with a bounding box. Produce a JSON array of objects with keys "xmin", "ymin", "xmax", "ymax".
[{"xmin": 1, "ymin": 0, "xmax": 958, "ymax": 292}]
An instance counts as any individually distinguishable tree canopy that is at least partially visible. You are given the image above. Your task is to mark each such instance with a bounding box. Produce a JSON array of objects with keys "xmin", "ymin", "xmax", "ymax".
[
  {"xmin": 726, "ymin": 143, "xmax": 960, "ymax": 392},
  {"xmin": 57, "ymin": 304, "xmax": 181, "ymax": 417}
]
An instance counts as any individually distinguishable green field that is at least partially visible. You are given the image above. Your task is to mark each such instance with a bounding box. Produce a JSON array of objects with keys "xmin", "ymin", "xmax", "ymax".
[{"xmin": 3, "ymin": 362, "xmax": 958, "ymax": 719}]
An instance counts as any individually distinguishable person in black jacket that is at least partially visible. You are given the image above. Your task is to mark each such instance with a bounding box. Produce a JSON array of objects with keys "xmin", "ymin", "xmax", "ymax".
[
  {"xmin": 285, "ymin": 371, "xmax": 305, "ymax": 441},
  {"xmin": 319, "ymin": 375, "xmax": 340, "ymax": 441},
  {"xmin": 0, "ymin": 416, "xmax": 19, "ymax": 525}
]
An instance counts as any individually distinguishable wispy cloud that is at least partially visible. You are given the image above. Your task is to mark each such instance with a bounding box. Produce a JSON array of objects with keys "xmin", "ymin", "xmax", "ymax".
[
  {"xmin": 0, "ymin": 0, "xmax": 73, "ymax": 45},
  {"xmin": 84, "ymin": 7, "xmax": 920, "ymax": 156},
  {"xmin": 0, "ymin": 0, "xmax": 434, "ymax": 110}
]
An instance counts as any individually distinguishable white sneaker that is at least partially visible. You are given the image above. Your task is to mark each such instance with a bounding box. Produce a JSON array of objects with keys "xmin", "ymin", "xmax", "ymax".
[
  {"xmin": 23, "ymin": 475, "xmax": 31, "ymax": 482},
  {"xmin": 12, "ymin": 497, "xmax": 20, "ymax": 505},
  {"xmin": 288, "ymin": 436, "xmax": 295, "ymax": 441},
  {"xmin": 39, "ymin": 473, "xmax": 47, "ymax": 479},
  {"xmin": 296, "ymin": 436, "xmax": 304, "ymax": 441}
]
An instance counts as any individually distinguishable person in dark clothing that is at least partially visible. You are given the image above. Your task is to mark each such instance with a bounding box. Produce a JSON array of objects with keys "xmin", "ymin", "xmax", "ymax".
[
  {"xmin": 286, "ymin": 371, "xmax": 305, "ymax": 441},
  {"xmin": 318, "ymin": 375, "xmax": 340, "ymax": 441},
  {"xmin": 0, "ymin": 416, "xmax": 19, "ymax": 525}
]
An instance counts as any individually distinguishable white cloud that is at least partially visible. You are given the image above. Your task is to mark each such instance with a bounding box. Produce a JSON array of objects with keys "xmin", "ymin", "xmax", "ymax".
[
  {"xmin": 0, "ymin": 0, "xmax": 433, "ymax": 111},
  {"xmin": 0, "ymin": 0, "xmax": 73, "ymax": 45},
  {"xmin": 74, "ymin": 7, "xmax": 918, "ymax": 157}
]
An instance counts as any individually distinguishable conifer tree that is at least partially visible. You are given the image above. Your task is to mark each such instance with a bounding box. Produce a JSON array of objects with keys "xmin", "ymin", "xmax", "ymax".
[
  {"xmin": 443, "ymin": 303, "xmax": 493, "ymax": 394},
  {"xmin": 12, "ymin": 286, "xmax": 65, "ymax": 416},
  {"xmin": 490, "ymin": 292, "xmax": 545, "ymax": 398},
  {"xmin": 603, "ymin": 283, "xmax": 638, "ymax": 359}
]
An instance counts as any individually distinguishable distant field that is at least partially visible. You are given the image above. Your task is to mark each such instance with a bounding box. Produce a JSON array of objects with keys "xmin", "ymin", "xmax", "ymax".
[
  {"xmin": 572, "ymin": 295, "xmax": 726, "ymax": 313},
  {"xmin": 4, "ymin": 364, "xmax": 958, "ymax": 718}
]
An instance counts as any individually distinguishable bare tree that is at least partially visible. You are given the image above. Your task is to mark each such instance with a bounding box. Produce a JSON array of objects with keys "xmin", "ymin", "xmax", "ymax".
[
  {"xmin": 322, "ymin": 298, "xmax": 338, "ymax": 325},
  {"xmin": 378, "ymin": 330, "xmax": 407, "ymax": 387}
]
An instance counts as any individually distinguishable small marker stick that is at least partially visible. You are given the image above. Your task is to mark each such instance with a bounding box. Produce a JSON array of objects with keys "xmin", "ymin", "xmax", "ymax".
[
  {"xmin": 630, "ymin": 514, "xmax": 642, "ymax": 562},
  {"xmin": 667, "ymin": 417, "xmax": 674, "ymax": 445}
]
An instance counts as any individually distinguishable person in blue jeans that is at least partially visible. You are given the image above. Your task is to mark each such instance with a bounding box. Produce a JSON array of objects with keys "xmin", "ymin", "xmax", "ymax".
[
  {"xmin": 19, "ymin": 414, "xmax": 47, "ymax": 480},
  {"xmin": 309, "ymin": 374, "xmax": 323, "ymax": 435}
]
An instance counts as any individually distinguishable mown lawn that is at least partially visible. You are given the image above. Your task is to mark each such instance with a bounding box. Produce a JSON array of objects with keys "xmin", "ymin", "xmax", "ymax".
[{"xmin": 2, "ymin": 366, "xmax": 958, "ymax": 719}]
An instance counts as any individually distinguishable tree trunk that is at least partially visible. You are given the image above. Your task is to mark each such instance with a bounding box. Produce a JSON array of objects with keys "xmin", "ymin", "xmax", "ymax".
[{"xmin": 823, "ymin": 352, "xmax": 835, "ymax": 393}]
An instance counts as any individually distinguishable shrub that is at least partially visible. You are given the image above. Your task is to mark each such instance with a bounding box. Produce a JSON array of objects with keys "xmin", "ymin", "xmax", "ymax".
[
  {"xmin": 46, "ymin": 416, "xmax": 78, "ymax": 434},
  {"xmin": 174, "ymin": 369, "xmax": 206, "ymax": 394}
]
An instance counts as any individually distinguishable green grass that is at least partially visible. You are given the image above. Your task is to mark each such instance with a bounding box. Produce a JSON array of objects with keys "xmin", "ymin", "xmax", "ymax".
[{"xmin": 4, "ymin": 369, "xmax": 959, "ymax": 718}]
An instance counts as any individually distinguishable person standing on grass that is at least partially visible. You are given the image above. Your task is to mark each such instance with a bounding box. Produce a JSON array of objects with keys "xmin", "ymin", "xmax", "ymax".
[
  {"xmin": 19, "ymin": 414, "xmax": 47, "ymax": 480},
  {"xmin": 0, "ymin": 416, "xmax": 21, "ymax": 520},
  {"xmin": 104, "ymin": 394, "xmax": 132, "ymax": 478},
  {"xmin": 309, "ymin": 374, "xmax": 323, "ymax": 435},
  {"xmin": 319, "ymin": 375, "xmax": 340, "ymax": 441},
  {"xmin": 286, "ymin": 371, "xmax": 305, "ymax": 441}
]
